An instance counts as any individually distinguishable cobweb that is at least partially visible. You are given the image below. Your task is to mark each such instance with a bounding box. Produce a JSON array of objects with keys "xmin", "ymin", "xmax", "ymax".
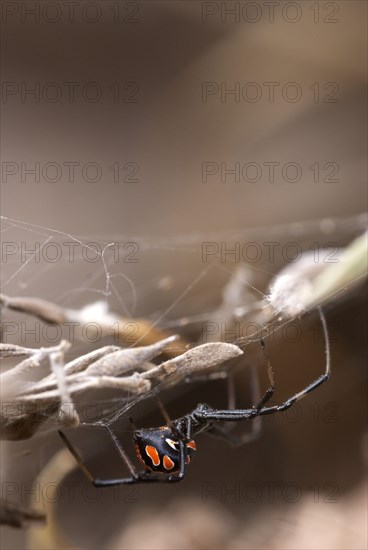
[{"xmin": 0, "ymin": 212, "xmax": 367, "ymax": 432}]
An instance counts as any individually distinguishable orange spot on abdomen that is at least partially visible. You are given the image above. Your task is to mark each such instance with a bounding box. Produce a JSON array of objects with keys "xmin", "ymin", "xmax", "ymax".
[
  {"xmin": 145, "ymin": 445, "xmax": 160, "ymax": 467},
  {"xmin": 187, "ymin": 440, "xmax": 197, "ymax": 450},
  {"xmin": 163, "ymin": 455, "xmax": 175, "ymax": 470}
]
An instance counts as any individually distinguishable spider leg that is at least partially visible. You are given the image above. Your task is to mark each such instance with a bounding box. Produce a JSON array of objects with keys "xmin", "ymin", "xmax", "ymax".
[
  {"xmin": 206, "ymin": 341, "xmax": 272, "ymax": 445},
  {"xmin": 58, "ymin": 430, "xmax": 97, "ymax": 483},
  {"xmin": 170, "ymin": 439, "xmax": 188, "ymax": 482},
  {"xmin": 58, "ymin": 428, "xmax": 140, "ymax": 486},
  {"xmin": 155, "ymin": 394, "xmax": 176, "ymax": 434},
  {"xmin": 254, "ymin": 337, "xmax": 275, "ymax": 411},
  {"xmin": 257, "ymin": 306, "xmax": 330, "ymax": 416},
  {"xmin": 196, "ymin": 307, "xmax": 330, "ymax": 422},
  {"xmin": 206, "ymin": 362, "xmax": 263, "ymax": 446},
  {"xmin": 227, "ymin": 371, "xmax": 236, "ymax": 410}
]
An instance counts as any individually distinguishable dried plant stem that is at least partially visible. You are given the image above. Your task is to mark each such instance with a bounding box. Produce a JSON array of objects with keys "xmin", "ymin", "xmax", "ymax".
[{"xmin": 0, "ymin": 294, "xmax": 188, "ymax": 355}]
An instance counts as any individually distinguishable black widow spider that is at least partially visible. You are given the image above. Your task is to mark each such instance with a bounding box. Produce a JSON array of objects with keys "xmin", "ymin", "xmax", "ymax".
[{"xmin": 59, "ymin": 307, "xmax": 330, "ymax": 486}]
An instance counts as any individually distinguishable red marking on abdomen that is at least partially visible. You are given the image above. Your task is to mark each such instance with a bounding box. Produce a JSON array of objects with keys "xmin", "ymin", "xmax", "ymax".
[
  {"xmin": 163, "ymin": 455, "xmax": 175, "ymax": 470},
  {"xmin": 187, "ymin": 440, "xmax": 197, "ymax": 451},
  {"xmin": 145, "ymin": 445, "xmax": 160, "ymax": 467}
]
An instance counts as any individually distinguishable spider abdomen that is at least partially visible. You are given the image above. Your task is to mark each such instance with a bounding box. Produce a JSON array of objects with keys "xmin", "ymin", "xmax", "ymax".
[{"xmin": 133, "ymin": 426, "xmax": 196, "ymax": 473}]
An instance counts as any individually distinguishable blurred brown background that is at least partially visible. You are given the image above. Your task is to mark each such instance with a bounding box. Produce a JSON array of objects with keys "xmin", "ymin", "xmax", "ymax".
[{"xmin": 1, "ymin": 1, "xmax": 367, "ymax": 549}]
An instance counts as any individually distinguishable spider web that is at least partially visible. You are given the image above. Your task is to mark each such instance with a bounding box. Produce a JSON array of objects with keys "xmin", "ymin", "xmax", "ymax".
[
  {"xmin": 2, "ymin": 213, "xmax": 365, "ymax": 311},
  {"xmin": 0, "ymin": 212, "xmax": 366, "ymax": 426}
]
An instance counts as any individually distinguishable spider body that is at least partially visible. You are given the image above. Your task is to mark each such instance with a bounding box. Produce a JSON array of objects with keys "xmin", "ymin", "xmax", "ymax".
[
  {"xmin": 59, "ymin": 308, "xmax": 330, "ymax": 486},
  {"xmin": 133, "ymin": 426, "xmax": 197, "ymax": 473}
]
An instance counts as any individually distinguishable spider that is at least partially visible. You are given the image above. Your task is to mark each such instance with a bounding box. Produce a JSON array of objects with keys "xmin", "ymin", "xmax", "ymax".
[{"xmin": 59, "ymin": 307, "xmax": 330, "ymax": 486}]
